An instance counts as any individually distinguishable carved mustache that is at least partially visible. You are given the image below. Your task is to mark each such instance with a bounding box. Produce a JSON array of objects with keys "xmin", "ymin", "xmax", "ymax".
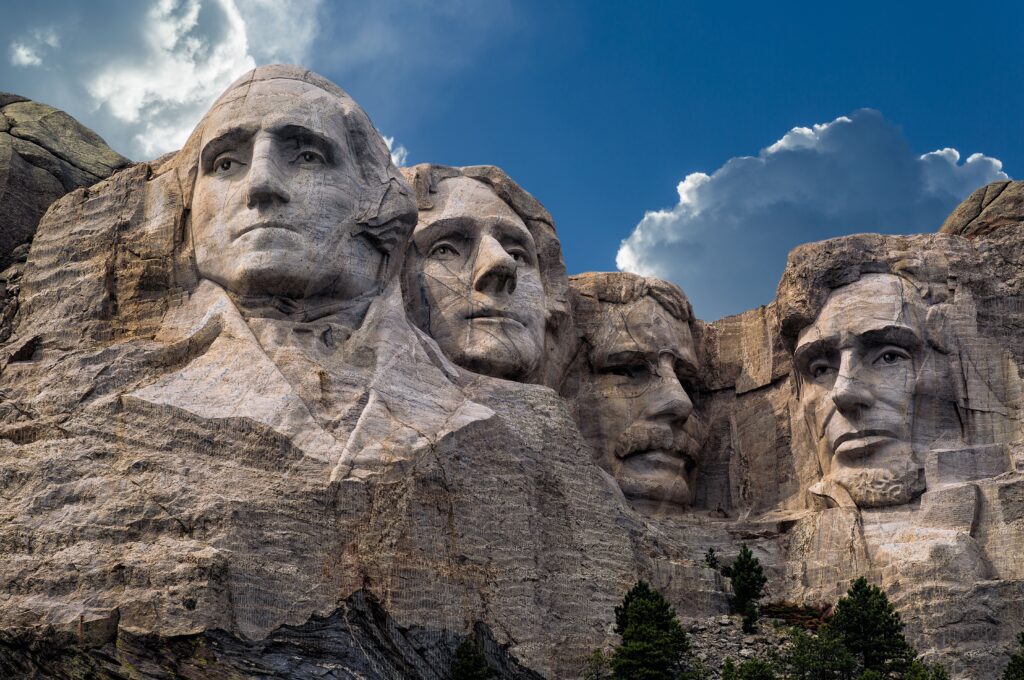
[{"xmin": 614, "ymin": 423, "xmax": 696, "ymax": 463}]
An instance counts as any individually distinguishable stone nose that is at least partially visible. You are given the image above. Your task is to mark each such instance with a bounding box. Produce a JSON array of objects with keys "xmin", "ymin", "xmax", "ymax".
[
  {"xmin": 472, "ymin": 234, "xmax": 518, "ymax": 296},
  {"xmin": 830, "ymin": 352, "xmax": 875, "ymax": 414},
  {"xmin": 246, "ymin": 140, "xmax": 291, "ymax": 209},
  {"xmin": 644, "ymin": 356, "xmax": 694, "ymax": 424}
]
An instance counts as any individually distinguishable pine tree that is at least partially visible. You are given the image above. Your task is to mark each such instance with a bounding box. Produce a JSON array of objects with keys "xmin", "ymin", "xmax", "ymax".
[
  {"xmin": 584, "ymin": 649, "xmax": 611, "ymax": 680},
  {"xmin": 610, "ymin": 581, "xmax": 693, "ymax": 680},
  {"xmin": 722, "ymin": 657, "xmax": 738, "ymax": 680},
  {"xmin": 1003, "ymin": 632, "xmax": 1024, "ymax": 680},
  {"xmin": 825, "ymin": 577, "xmax": 916, "ymax": 678},
  {"xmin": 727, "ymin": 545, "xmax": 767, "ymax": 632},
  {"xmin": 451, "ymin": 636, "xmax": 492, "ymax": 680},
  {"xmin": 782, "ymin": 629, "xmax": 857, "ymax": 680}
]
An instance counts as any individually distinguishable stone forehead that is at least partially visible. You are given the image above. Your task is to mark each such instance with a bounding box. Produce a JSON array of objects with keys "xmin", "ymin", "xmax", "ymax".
[
  {"xmin": 588, "ymin": 297, "xmax": 692, "ymax": 349},
  {"xmin": 570, "ymin": 272, "xmax": 692, "ymax": 325},
  {"xmin": 803, "ymin": 273, "xmax": 926, "ymax": 341},
  {"xmin": 420, "ymin": 176, "xmax": 523, "ymax": 224}
]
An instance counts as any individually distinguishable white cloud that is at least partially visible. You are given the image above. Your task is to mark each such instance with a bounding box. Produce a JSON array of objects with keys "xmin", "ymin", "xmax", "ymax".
[
  {"xmin": 84, "ymin": 0, "xmax": 322, "ymax": 159},
  {"xmin": 382, "ymin": 135, "xmax": 408, "ymax": 167},
  {"xmin": 9, "ymin": 27, "xmax": 59, "ymax": 67},
  {"xmin": 616, "ymin": 109, "xmax": 1009, "ymax": 321},
  {"xmin": 10, "ymin": 43, "xmax": 42, "ymax": 66}
]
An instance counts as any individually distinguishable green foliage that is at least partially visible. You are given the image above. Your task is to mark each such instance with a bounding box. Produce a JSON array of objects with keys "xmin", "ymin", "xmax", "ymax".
[
  {"xmin": 451, "ymin": 637, "xmax": 492, "ymax": 680},
  {"xmin": 722, "ymin": 657, "xmax": 738, "ymax": 680},
  {"xmin": 905, "ymin": 660, "xmax": 951, "ymax": 680},
  {"xmin": 1003, "ymin": 632, "xmax": 1024, "ymax": 680},
  {"xmin": 728, "ymin": 545, "xmax": 767, "ymax": 630},
  {"xmin": 735, "ymin": 658, "xmax": 778, "ymax": 680},
  {"xmin": 824, "ymin": 577, "xmax": 916, "ymax": 678},
  {"xmin": 610, "ymin": 581, "xmax": 694, "ymax": 680},
  {"xmin": 703, "ymin": 548, "xmax": 720, "ymax": 570},
  {"xmin": 584, "ymin": 649, "xmax": 611, "ymax": 680},
  {"xmin": 782, "ymin": 629, "xmax": 857, "ymax": 680},
  {"xmin": 856, "ymin": 671, "xmax": 885, "ymax": 680}
]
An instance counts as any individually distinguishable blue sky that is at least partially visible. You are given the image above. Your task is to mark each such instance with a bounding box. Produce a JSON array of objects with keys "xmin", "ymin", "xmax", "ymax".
[{"xmin": 2, "ymin": 1, "xmax": 1021, "ymax": 320}]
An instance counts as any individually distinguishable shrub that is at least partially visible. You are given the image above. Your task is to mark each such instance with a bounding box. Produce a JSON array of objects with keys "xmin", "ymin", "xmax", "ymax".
[{"xmin": 451, "ymin": 636, "xmax": 492, "ymax": 680}]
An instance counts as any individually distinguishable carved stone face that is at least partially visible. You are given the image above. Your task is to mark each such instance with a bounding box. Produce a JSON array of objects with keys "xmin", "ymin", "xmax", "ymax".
[
  {"xmin": 794, "ymin": 274, "xmax": 931, "ymax": 507},
  {"xmin": 577, "ymin": 297, "xmax": 701, "ymax": 510},
  {"xmin": 407, "ymin": 176, "xmax": 546, "ymax": 381},
  {"xmin": 191, "ymin": 78, "xmax": 384, "ymax": 301}
]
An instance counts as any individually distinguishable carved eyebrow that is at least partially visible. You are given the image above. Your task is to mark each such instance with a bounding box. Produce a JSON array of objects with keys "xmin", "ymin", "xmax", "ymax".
[
  {"xmin": 856, "ymin": 325, "xmax": 923, "ymax": 351},
  {"xmin": 200, "ymin": 125, "xmax": 257, "ymax": 170},
  {"xmin": 413, "ymin": 217, "xmax": 473, "ymax": 245},
  {"xmin": 267, "ymin": 123, "xmax": 337, "ymax": 163},
  {"xmin": 793, "ymin": 337, "xmax": 834, "ymax": 367},
  {"xmin": 600, "ymin": 349, "xmax": 649, "ymax": 366}
]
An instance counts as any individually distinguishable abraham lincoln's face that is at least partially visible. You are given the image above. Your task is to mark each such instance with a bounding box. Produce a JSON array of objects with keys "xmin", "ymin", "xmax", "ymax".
[{"xmin": 794, "ymin": 274, "xmax": 932, "ymax": 507}]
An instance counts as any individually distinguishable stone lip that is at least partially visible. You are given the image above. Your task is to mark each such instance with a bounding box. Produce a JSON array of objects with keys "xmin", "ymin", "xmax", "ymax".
[{"xmin": 0, "ymin": 92, "xmax": 130, "ymax": 272}]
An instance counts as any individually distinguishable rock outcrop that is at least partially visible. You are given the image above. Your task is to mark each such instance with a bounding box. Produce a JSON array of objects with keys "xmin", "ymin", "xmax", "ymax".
[
  {"xmin": 0, "ymin": 93, "xmax": 130, "ymax": 271},
  {"xmin": 940, "ymin": 179, "xmax": 1024, "ymax": 238}
]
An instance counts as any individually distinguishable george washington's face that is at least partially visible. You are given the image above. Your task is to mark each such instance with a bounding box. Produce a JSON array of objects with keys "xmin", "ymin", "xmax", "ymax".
[
  {"xmin": 794, "ymin": 274, "xmax": 933, "ymax": 507},
  {"xmin": 191, "ymin": 78, "xmax": 383, "ymax": 301},
  {"xmin": 406, "ymin": 176, "xmax": 547, "ymax": 381},
  {"xmin": 576, "ymin": 297, "xmax": 702, "ymax": 511}
]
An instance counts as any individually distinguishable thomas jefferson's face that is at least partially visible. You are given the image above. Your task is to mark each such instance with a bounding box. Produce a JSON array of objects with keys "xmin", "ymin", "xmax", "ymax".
[
  {"xmin": 794, "ymin": 274, "xmax": 929, "ymax": 507},
  {"xmin": 407, "ymin": 177, "xmax": 546, "ymax": 381},
  {"xmin": 191, "ymin": 78, "xmax": 383, "ymax": 300},
  {"xmin": 577, "ymin": 297, "xmax": 702, "ymax": 511}
]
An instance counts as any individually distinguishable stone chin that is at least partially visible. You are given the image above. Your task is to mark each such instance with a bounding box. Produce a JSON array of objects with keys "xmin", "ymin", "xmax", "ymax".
[
  {"xmin": 443, "ymin": 323, "xmax": 543, "ymax": 382},
  {"xmin": 613, "ymin": 452, "xmax": 696, "ymax": 510}
]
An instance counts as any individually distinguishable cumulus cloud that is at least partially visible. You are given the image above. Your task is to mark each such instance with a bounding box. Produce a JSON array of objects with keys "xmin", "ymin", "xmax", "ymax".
[
  {"xmin": 616, "ymin": 109, "xmax": 1009, "ymax": 321},
  {"xmin": 85, "ymin": 0, "xmax": 323, "ymax": 158}
]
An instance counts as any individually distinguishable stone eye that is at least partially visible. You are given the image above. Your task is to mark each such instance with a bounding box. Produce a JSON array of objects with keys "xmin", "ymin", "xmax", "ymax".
[
  {"xmin": 217, "ymin": 159, "xmax": 234, "ymax": 172},
  {"xmin": 880, "ymin": 352, "xmax": 901, "ymax": 364},
  {"xmin": 430, "ymin": 243, "xmax": 459, "ymax": 258},
  {"xmin": 810, "ymin": 362, "xmax": 832, "ymax": 379},
  {"xmin": 299, "ymin": 151, "xmax": 324, "ymax": 164}
]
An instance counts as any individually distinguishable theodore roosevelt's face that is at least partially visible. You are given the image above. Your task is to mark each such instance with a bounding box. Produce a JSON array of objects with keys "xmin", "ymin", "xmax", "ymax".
[
  {"xmin": 794, "ymin": 274, "xmax": 929, "ymax": 507},
  {"xmin": 576, "ymin": 297, "xmax": 702, "ymax": 511},
  {"xmin": 406, "ymin": 176, "xmax": 546, "ymax": 381},
  {"xmin": 191, "ymin": 78, "xmax": 383, "ymax": 301}
]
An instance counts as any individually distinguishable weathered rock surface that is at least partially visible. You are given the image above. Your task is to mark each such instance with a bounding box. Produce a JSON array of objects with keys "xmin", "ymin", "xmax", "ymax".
[
  {"xmin": 0, "ymin": 93, "xmax": 129, "ymax": 271},
  {"xmin": 940, "ymin": 180, "xmax": 1024, "ymax": 238}
]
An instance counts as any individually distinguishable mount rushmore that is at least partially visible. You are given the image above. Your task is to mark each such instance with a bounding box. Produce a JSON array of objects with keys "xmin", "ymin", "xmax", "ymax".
[{"xmin": 1, "ymin": 65, "xmax": 1023, "ymax": 679}]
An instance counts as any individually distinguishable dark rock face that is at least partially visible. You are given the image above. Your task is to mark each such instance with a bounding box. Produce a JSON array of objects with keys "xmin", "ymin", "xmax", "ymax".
[
  {"xmin": 0, "ymin": 591, "xmax": 545, "ymax": 679},
  {"xmin": 0, "ymin": 93, "xmax": 129, "ymax": 271}
]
